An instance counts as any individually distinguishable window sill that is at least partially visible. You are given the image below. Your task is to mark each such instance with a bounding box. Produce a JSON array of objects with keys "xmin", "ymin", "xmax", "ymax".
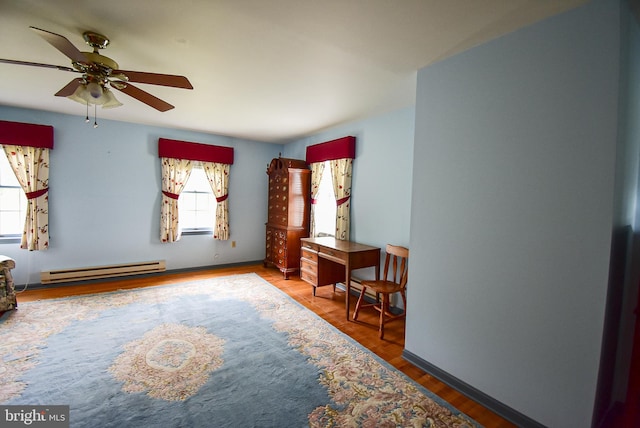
[
  {"xmin": 316, "ymin": 232, "xmax": 335, "ymax": 238},
  {"xmin": 0, "ymin": 236, "xmax": 21, "ymax": 244},
  {"xmin": 181, "ymin": 229, "xmax": 213, "ymax": 236}
]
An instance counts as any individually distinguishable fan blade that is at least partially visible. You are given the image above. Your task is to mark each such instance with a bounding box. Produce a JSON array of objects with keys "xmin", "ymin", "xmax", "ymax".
[
  {"xmin": 30, "ymin": 26, "xmax": 87, "ymax": 64},
  {"xmin": 113, "ymin": 83, "xmax": 174, "ymax": 112},
  {"xmin": 55, "ymin": 79, "xmax": 83, "ymax": 97},
  {"xmin": 0, "ymin": 58, "xmax": 78, "ymax": 73},
  {"xmin": 114, "ymin": 70, "xmax": 193, "ymax": 89}
]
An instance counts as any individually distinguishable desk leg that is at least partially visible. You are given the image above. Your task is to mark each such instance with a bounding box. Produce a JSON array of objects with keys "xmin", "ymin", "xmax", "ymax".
[{"xmin": 345, "ymin": 261, "xmax": 351, "ymax": 321}]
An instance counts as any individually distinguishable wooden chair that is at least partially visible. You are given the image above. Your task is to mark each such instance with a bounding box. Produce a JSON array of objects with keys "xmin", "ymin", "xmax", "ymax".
[{"xmin": 353, "ymin": 244, "xmax": 409, "ymax": 339}]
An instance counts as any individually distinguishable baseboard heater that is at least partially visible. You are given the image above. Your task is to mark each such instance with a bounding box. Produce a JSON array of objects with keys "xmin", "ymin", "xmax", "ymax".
[
  {"xmin": 40, "ymin": 260, "xmax": 166, "ymax": 284},
  {"xmin": 350, "ymin": 276, "xmax": 401, "ymax": 308},
  {"xmin": 349, "ymin": 276, "xmax": 378, "ymax": 300}
]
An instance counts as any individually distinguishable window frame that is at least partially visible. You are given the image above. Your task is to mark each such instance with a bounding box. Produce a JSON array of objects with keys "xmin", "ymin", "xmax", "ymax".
[
  {"xmin": 0, "ymin": 151, "xmax": 26, "ymax": 243},
  {"xmin": 178, "ymin": 163, "xmax": 216, "ymax": 236},
  {"xmin": 313, "ymin": 161, "xmax": 337, "ymax": 238}
]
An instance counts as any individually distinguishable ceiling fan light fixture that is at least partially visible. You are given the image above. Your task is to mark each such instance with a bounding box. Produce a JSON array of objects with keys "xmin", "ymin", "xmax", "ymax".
[
  {"xmin": 67, "ymin": 84, "xmax": 102, "ymax": 104},
  {"xmin": 67, "ymin": 84, "xmax": 91, "ymax": 105},
  {"xmin": 101, "ymin": 89, "xmax": 122, "ymax": 109},
  {"xmin": 67, "ymin": 82, "xmax": 122, "ymax": 109},
  {"xmin": 86, "ymin": 81, "xmax": 103, "ymax": 99}
]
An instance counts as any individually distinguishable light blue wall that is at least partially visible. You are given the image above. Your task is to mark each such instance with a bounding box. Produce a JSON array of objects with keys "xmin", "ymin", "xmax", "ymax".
[
  {"xmin": 284, "ymin": 106, "xmax": 415, "ymax": 279},
  {"xmin": 0, "ymin": 106, "xmax": 281, "ymax": 286},
  {"xmin": 407, "ymin": 1, "xmax": 621, "ymax": 427},
  {"xmin": 1, "ymin": 104, "xmax": 415, "ymax": 286}
]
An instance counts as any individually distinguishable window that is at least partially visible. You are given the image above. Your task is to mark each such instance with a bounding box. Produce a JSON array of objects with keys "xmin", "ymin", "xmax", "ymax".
[
  {"xmin": 178, "ymin": 163, "xmax": 215, "ymax": 234},
  {"xmin": 0, "ymin": 152, "xmax": 26, "ymax": 237},
  {"xmin": 314, "ymin": 161, "xmax": 336, "ymax": 237}
]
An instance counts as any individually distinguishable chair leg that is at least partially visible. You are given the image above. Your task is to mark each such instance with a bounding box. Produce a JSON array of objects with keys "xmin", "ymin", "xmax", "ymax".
[
  {"xmin": 353, "ymin": 286, "xmax": 367, "ymax": 321},
  {"xmin": 379, "ymin": 294, "xmax": 387, "ymax": 339}
]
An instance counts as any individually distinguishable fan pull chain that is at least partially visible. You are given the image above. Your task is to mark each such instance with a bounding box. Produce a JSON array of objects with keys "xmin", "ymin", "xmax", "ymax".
[
  {"xmin": 93, "ymin": 104, "xmax": 98, "ymax": 128},
  {"xmin": 85, "ymin": 101, "xmax": 89, "ymax": 123}
]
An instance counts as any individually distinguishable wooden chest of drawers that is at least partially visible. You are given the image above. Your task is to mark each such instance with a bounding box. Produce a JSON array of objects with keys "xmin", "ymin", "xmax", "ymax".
[{"xmin": 264, "ymin": 157, "xmax": 310, "ymax": 279}]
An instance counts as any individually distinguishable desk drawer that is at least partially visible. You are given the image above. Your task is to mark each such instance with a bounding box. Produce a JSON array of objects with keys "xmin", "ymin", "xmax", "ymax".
[
  {"xmin": 300, "ymin": 257, "xmax": 318, "ymax": 286},
  {"xmin": 300, "ymin": 268, "xmax": 318, "ymax": 286},
  {"xmin": 300, "ymin": 247, "xmax": 318, "ymax": 263},
  {"xmin": 300, "ymin": 258, "xmax": 317, "ymax": 275},
  {"xmin": 301, "ymin": 241, "xmax": 319, "ymax": 251},
  {"xmin": 319, "ymin": 247, "xmax": 347, "ymax": 264}
]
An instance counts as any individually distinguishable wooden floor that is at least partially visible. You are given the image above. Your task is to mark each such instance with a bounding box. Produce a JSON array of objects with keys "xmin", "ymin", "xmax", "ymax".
[{"xmin": 14, "ymin": 263, "xmax": 515, "ymax": 427}]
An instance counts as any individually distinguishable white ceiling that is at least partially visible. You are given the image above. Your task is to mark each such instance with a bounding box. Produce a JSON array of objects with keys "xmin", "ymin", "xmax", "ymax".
[{"xmin": 0, "ymin": 0, "xmax": 585, "ymax": 143}]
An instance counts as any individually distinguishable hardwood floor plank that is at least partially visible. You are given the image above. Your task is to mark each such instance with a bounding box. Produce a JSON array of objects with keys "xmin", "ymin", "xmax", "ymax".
[{"xmin": 13, "ymin": 264, "xmax": 515, "ymax": 427}]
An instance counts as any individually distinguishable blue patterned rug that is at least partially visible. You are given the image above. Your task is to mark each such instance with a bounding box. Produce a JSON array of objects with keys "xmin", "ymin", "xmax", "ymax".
[{"xmin": 0, "ymin": 273, "xmax": 480, "ymax": 427}]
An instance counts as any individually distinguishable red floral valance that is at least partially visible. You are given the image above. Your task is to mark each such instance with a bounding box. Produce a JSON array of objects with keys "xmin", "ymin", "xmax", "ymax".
[
  {"xmin": 306, "ymin": 136, "xmax": 355, "ymax": 164},
  {"xmin": 0, "ymin": 120, "xmax": 54, "ymax": 149},
  {"xmin": 158, "ymin": 138, "xmax": 234, "ymax": 164}
]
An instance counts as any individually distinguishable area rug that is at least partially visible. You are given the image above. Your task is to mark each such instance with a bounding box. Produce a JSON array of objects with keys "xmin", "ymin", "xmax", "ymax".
[{"xmin": 0, "ymin": 273, "xmax": 480, "ymax": 427}]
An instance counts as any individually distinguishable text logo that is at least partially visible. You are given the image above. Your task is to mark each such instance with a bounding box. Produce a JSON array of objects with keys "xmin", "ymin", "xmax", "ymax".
[{"xmin": 0, "ymin": 406, "xmax": 69, "ymax": 428}]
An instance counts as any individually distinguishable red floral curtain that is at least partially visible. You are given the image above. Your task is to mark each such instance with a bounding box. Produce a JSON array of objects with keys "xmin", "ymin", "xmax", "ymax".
[
  {"xmin": 158, "ymin": 138, "xmax": 233, "ymax": 242},
  {"xmin": 329, "ymin": 158, "xmax": 353, "ymax": 240},
  {"xmin": 306, "ymin": 136, "xmax": 355, "ymax": 240},
  {"xmin": 203, "ymin": 162, "xmax": 230, "ymax": 240},
  {"xmin": 0, "ymin": 120, "xmax": 54, "ymax": 251},
  {"xmin": 308, "ymin": 162, "xmax": 325, "ymax": 238},
  {"xmin": 160, "ymin": 157, "xmax": 192, "ymax": 242}
]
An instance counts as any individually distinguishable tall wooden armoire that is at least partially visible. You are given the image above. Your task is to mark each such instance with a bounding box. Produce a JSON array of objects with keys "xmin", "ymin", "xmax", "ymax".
[{"xmin": 264, "ymin": 157, "xmax": 311, "ymax": 279}]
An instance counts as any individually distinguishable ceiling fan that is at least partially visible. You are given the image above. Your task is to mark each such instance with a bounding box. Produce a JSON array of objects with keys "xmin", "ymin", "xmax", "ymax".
[{"xmin": 0, "ymin": 26, "xmax": 193, "ymax": 112}]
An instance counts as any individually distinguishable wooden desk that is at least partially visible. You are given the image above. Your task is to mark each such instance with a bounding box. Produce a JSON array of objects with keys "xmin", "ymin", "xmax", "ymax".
[{"xmin": 299, "ymin": 237, "xmax": 380, "ymax": 320}]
